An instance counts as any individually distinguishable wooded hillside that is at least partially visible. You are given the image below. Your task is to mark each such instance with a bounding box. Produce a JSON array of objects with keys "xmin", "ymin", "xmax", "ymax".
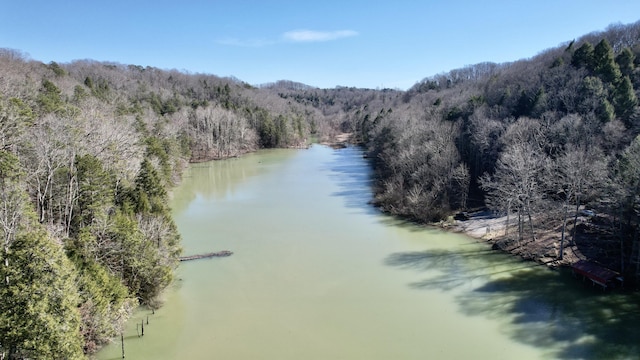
[
  {"xmin": 0, "ymin": 51, "xmax": 325, "ymax": 357},
  {"xmin": 289, "ymin": 21, "xmax": 640, "ymax": 281},
  {"xmin": 2, "ymin": 19, "xmax": 640, "ymax": 358}
]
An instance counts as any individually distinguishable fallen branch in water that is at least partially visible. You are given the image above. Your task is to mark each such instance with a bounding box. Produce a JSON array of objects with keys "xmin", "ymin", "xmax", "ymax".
[{"xmin": 179, "ymin": 251, "xmax": 233, "ymax": 262}]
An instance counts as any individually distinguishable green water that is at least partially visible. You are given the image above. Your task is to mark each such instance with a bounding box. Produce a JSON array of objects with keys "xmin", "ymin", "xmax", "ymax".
[{"xmin": 98, "ymin": 145, "xmax": 640, "ymax": 360}]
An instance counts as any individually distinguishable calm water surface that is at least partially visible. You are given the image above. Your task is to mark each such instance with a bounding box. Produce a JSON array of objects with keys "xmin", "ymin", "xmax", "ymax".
[{"xmin": 98, "ymin": 145, "xmax": 640, "ymax": 360}]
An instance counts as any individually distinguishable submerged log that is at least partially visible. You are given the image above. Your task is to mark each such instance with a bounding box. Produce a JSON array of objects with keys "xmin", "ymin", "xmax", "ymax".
[{"xmin": 179, "ymin": 250, "xmax": 233, "ymax": 262}]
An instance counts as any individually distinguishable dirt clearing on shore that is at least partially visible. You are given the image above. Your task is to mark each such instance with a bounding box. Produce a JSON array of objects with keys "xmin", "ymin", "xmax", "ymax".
[{"xmin": 450, "ymin": 210, "xmax": 592, "ymax": 267}]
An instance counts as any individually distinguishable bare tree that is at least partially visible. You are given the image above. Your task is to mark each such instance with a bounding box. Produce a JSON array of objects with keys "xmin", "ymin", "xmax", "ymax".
[
  {"xmin": 553, "ymin": 145, "xmax": 608, "ymax": 259},
  {"xmin": 481, "ymin": 141, "xmax": 549, "ymax": 243},
  {"xmin": 190, "ymin": 105, "xmax": 257, "ymax": 160},
  {"xmin": 0, "ymin": 152, "xmax": 27, "ymax": 286}
]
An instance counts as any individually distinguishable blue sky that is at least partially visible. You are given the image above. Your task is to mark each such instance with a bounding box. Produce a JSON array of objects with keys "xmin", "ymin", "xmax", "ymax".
[{"xmin": 2, "ymin": 1, "xmax": 640, "ymax": 89}]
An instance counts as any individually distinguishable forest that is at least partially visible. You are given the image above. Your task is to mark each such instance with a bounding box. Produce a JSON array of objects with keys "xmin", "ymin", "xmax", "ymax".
[
  {"xmin": 1, "ymin": 19, "xmax": 640, "ymax": 358},
  {"xmin": 0, "ymin": 51, "xmax": 325, "ymax": 358}
]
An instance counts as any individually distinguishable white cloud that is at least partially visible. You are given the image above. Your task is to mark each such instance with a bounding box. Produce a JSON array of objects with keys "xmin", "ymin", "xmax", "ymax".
[
  {"xmin": 216, "ymin": 29, "xmax": 358, "ymax": 47},
  {"xmin": 282, "ymin": 30, "xmax": 358, "ymax": 42}
]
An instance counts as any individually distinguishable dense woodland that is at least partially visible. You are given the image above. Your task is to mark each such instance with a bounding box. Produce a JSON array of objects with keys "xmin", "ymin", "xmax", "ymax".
[
  {"xmin": 0, "ymin": 50, "xmax": 324, "ymax": 358},
  {"xmin": 1, "ymin": 20, "xmax": 640, "ymax": 358}
]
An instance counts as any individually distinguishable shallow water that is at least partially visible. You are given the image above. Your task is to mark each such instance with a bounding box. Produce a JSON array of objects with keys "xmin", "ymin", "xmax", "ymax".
[{"xmin": 98, "ymin": 145, "xmax": 640, "ymax": 360}]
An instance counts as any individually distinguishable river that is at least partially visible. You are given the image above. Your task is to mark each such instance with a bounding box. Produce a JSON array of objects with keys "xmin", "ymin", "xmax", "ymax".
[{"xmin": 98, "ymin": 144, "xmax": 640, "ymax": 359}]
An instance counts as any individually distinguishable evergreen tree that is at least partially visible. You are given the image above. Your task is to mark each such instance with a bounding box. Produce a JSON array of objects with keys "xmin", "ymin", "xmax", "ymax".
[
  {"xmin": 515, "ymin": 89, "xmax": 534, "ymax": 117},
  {"xmin": 616, "ymin": 47, "xmax": 636, "ymax": 78},
  {"xmin": 48, "ymin": 61, "xmax": 66, "ymax": 77},
  {"xmin": 571, "ymin": 42, "xmax": 595, "ymax": 70},
  {"xmin": 83, "ymin": 76, "xmax": 93, "ymax": 89},
  {"xmin": 593, "ymin": 39, "xmax": 622, "ymax": 84},
  {"xmin": 0, "ymin": 229, "xmax": 84, "ymax": 359},
  {"xmin": 104, "ymin": 211, "xmax": 172, "ymax": 304},
  {"xmin": 37, "ymin": 79, "xmax": 64, "ymax": 114},
  {"xmin": 135, "ymin": 158, "xmax": 166, "ymax": 199},
  {"xmin": 275, "ymin": 115, "xmax": 288, "ymax": 147},
  {"xmin": 131, "ymin": 158, "xmax": 167, "ymax": 215},
  {"xmin": 72, "ymin": 85, "xmax": 89, "ymax": 104},
  {"xmin": 597, "ymin": 98, "xmax": 616, "ymax": 123},
  {"xmin": 578, "ymin": 76, "xmax": 614, "ymax": 122},
  {"xmin": 72, "ymin": 154, "xmax": 113, "ymax": 232},
  {"xmin": 613, "ymin": 75, "xmax": 639, "ymax": 125},
  {"xmin": 259, "ymin": 116, "xmax": 277, "ymax": 147},
  {"xmin": 74, "ymin": 255, "xmax": 132, "ymax": 354},
  {"xmin": 144, "ymin": 136, "xmax": 173, "ymax": 181}
]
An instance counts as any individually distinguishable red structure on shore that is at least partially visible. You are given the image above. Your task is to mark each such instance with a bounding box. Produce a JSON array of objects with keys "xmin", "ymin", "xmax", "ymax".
[{"xmin": 571, "ymin": 260, "xmax": 623, "ymax": 290}]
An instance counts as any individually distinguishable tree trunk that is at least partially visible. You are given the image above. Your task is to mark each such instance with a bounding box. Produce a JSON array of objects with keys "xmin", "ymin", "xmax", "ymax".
[
  {"xmin": 505, "ymin": 205, "xmax": 510, "ymax": 237},
  {"xmin": 64, "ymin": 163, "xmax": 77, "ymax": 236},
  {"xmin": 571, "ymin": 195, "xmax": 581, "ymax": 245},
  {"xmin": 559, "ymin": 203, "xmax": 568, "ymax": 260},
  {"xmin": 526, "ymin": 202, "xmax": 536, "ymax": 242},
  {"xmin": 518, "ymin": 211, "xmax": 523, "ymax": 244},
  {"xmin": 4, "ymin": 253, "xmax": 8, "ymax": 286}
]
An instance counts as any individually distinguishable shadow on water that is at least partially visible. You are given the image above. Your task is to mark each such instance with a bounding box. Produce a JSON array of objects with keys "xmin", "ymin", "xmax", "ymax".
[
  {"xmin": 327, "ymin": 144, "xmax": 640, "ymax": 357},
  {"xmin": 327, "ymin": 146, "xmax": 380, "ymax": 215},
  {"xmin": 386, "ymin": 248, "xmax": 640, "ymax": 359}
]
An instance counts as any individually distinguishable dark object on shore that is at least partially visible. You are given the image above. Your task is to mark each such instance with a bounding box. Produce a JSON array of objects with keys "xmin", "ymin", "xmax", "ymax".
[
  {"xmin": 454, "ymin": 212, "xmax": 469, "ymax": 221},
  {"xmin": 571, "ymin": 260, "xmax": 623, "ymax": 290},
  {"xmin": 179, "ymin": 250, "xmax": 233, "ymax": 262}
]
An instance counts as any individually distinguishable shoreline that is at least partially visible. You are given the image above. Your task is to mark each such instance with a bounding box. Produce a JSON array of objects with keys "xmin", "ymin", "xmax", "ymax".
[
  {"xmin": 324, "ymin": 139, "xmax": 589, "ymax": 272},
  {"xmin": 445, "ymin": 209, "xmax": 586, "ymax": 269}
]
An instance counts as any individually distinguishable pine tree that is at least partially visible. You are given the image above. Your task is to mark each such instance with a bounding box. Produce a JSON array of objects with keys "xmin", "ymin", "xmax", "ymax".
[
  {"xmin": 571, "ymin": 42, "xmax": 595, "ymax": 70},
  {"xmin": 259, "ymin": 116, "xmax": 277, "ymax": 147},
  {"xmin": 593, "ymin": 39, "xmax": 622, "ymax": 84},
  {"xmin": 616, "ymin": 47, "xmax": 636, "ymax": 78},
  {"xmin": 72, "ymin": 154, "xmax": 113, "ymax": 232},
  {"xmin": 105, "ymin": 211, "xmax": 172, "ymax": 304},
  {"xmin": 0, "ymin": 229, "xmax": 84, "ymax": 359},
  {"xmin": 74, "ymin": 256, "xmax": 132, "ymax": 354},
  {"xmin": 597, "ymin": 98, "xmax": 616, "ymax": 123},
  {"xmin": 613, "ymin": 75, "xmax": 639, "ymax": 125},
  {"xmin": 578, "ymin": 76, "xmax": 614, "ymax": 122},
  {"xmin": 131, "ymin": 158, "xmax": 167, "ymax": 215},
  {"xmin": 37, "ymin": 79, "xmax": 64, "ymax": 114},
  {"xmin": 135, "ymin": 158, "xmax": 166, "ymax": 199}
]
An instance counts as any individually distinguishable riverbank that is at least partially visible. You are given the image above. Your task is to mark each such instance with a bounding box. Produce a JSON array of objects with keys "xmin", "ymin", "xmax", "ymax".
[
  {"xmin": 319, "ymin": 132, "xmax": 353, "ymax": 149},
  {"xmin": 324, "ymin": 138, "xmax": 591, "ymax": 270},
  {"xmin": 447, "ymin": 210, "xmax": 587, "ymax": 268}
]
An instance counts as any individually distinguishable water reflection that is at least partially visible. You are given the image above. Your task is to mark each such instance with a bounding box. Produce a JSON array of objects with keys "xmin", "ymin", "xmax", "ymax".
[
  {"xmin": 171, "ymin": 149, "xmax": 297, "ymax": 214},
  {"xmin": 326, "ymin": 146, "xmax": 379, "ymax": 215},
  {"xmin": 386, "ymin": 248, "xmax": 640, "ymax": 359}
]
